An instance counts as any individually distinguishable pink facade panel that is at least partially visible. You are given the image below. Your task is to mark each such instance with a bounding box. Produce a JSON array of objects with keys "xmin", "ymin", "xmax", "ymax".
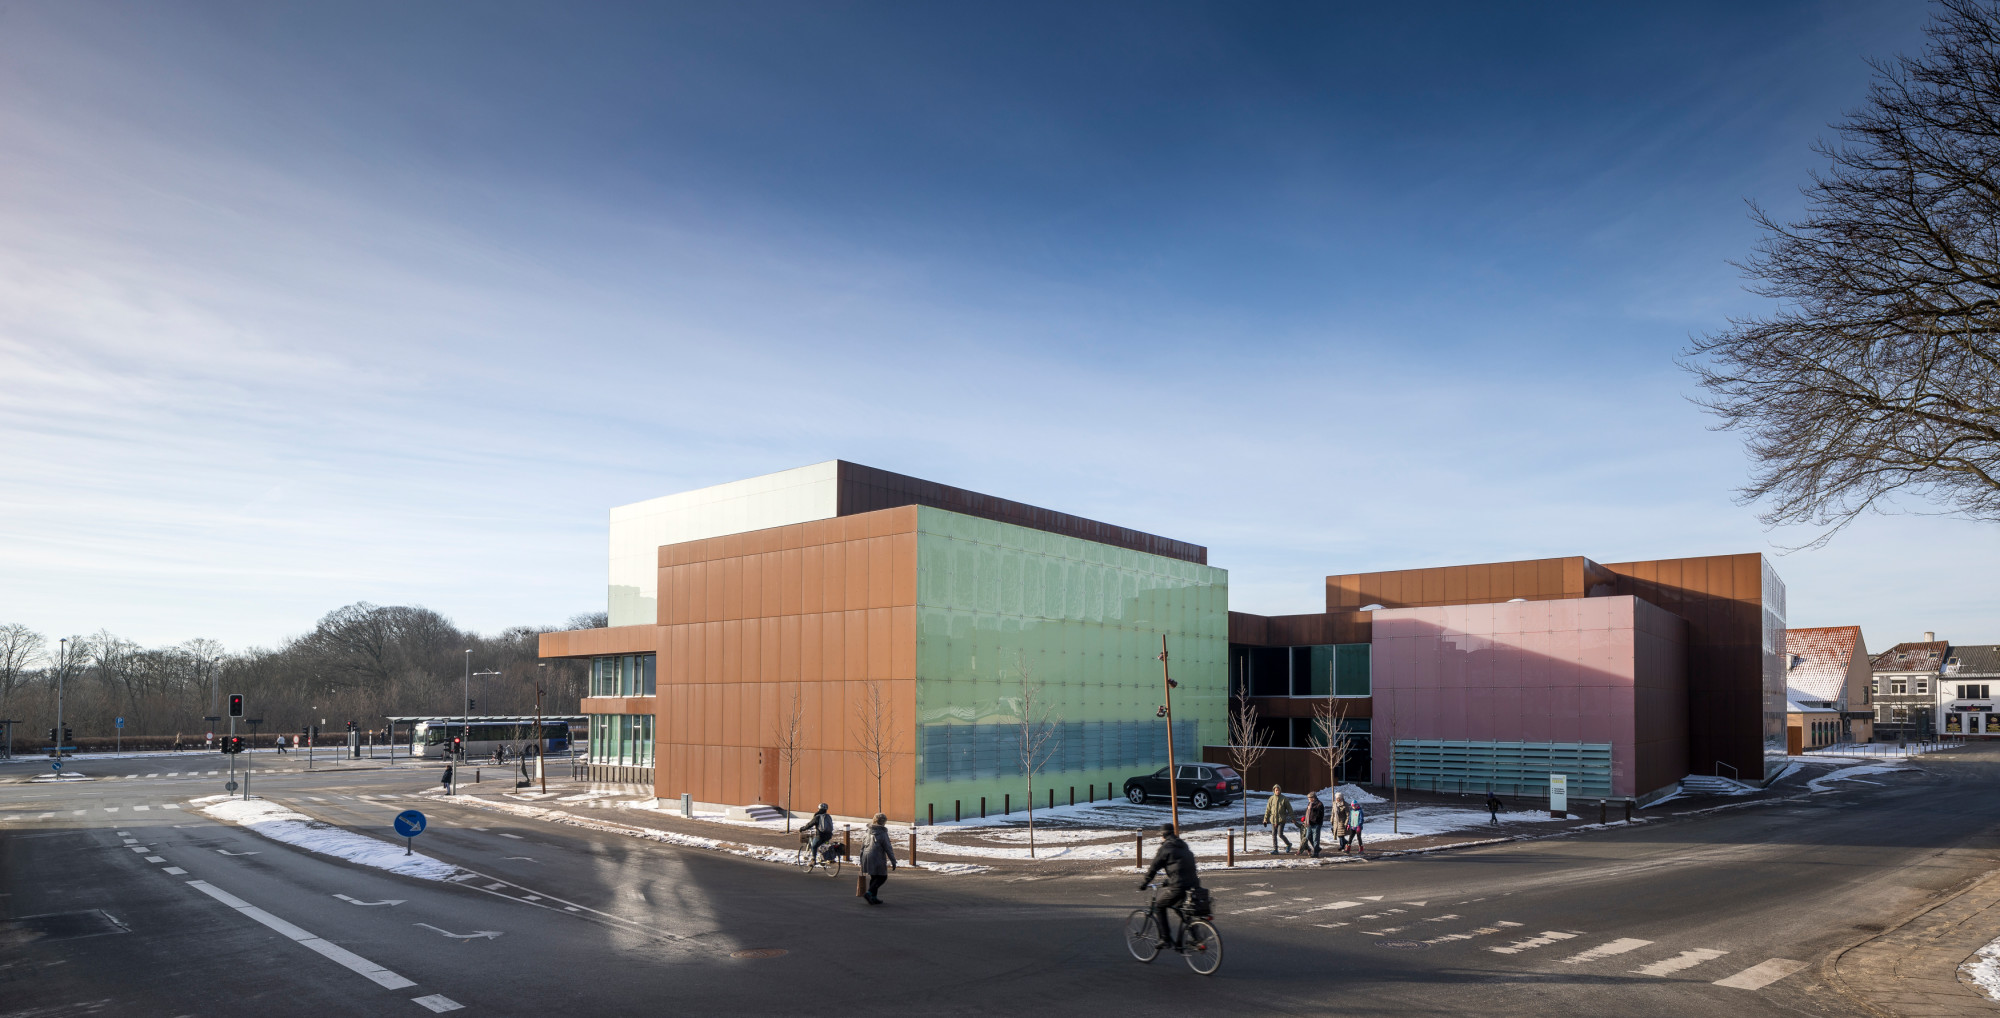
[{"xmin": 1371, "ymin": 596, "xmax": 1688, "ymax": 798}]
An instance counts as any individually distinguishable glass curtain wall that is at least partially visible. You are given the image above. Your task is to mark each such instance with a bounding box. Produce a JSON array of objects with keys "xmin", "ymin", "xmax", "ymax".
[
  {"xmin": 1236, "ymin": 644, "xmax": 1371, "ymax": 698},
  {"xmin": 587, "ymin": 714, "xmax": 655, "ymax": 767},
  {"xmin": 911, "ymin": 507, "xmax": 1229, "ymax": 820},
  {"xmin": 589, "ymin": 654, "xmax": 657, "ymax": 697}
]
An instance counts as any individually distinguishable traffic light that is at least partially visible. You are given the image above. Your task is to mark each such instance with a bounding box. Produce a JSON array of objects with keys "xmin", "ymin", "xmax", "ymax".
[
  {"xmin": 226, "ymin": 735, "xmax": 245, "ymax": 754},
  {"xmin": 47, "ymin": 728, "xmax": 56, "ymax": 743},
  {"xmin": 62, "ymin": 726, "xmax": 71, "ymax": 745},
  {"xmin": 346, "ymin": 720, "xmax": 356, "ymax": 732},
  {"xmin": 228, "ymin": 693, "xmax": 244, "ymax": 717}
]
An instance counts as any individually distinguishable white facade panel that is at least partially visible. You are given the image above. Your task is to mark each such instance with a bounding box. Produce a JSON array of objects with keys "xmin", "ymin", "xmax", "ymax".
[{"xmin": 606, "ymin": 461, "xmax": 841, "ymax": 626}]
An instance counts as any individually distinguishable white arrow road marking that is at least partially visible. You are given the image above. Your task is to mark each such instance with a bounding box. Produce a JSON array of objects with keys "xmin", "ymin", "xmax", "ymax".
[
  {"xmin": 414, "ymin": 923, "xmax": 502, "ymax": 940},
  {"xmin": 186, "ymin": 880, "xmax": 417, "ymax": 989},
  {"xmin": 1713, "ymin": 958, "xmax": 1807, "ymax": 990},
  {"xmin": 334, "ymin": 894, "xmax": 406, "ymax": 906},
  {"xmin": 1633, "ymin": 948, "xmax": 1729, "ymax": 977},
  {"xmin": 1489, "ymin": 931, "xmax": 1579, "ymax": 954},
  {"xmin": 1562, "ymin": 938, "xmax": 1654, "ymax": 965},
  {"xmin": 216, "ymin": 849, "xmax": 259, "ymax": 856}
]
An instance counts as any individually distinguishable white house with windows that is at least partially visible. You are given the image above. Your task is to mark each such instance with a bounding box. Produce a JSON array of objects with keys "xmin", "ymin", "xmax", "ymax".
[{"xmin": 1939, "ymin": 645, "xmax": 2000, "ymax": 737}]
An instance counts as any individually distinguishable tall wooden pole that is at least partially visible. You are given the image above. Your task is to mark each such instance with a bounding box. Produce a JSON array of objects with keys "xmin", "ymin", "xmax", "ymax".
[{"xmin": 1160, "ymin": 634, "xmax": 1180, "ymax": 834}]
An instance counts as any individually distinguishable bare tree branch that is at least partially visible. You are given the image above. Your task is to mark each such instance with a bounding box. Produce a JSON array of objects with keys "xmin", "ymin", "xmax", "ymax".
[{"xmin": 1687, "ymin": 0, "xmax": 2000, "ymax": 545}]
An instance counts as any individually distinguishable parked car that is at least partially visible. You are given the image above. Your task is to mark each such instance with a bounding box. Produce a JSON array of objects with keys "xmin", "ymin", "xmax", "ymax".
[{"xmin": 1124, "ymin": 764, "xmax": 1243, "ymax": 810}]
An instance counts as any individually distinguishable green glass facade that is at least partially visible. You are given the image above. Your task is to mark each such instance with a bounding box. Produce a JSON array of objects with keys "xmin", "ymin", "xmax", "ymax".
[{"xmin": 912, "ymin": 507, "xmax": 1228, "ymax": 819}]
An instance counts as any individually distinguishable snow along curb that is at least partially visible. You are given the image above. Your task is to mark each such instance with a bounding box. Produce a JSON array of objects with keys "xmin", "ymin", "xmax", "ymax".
[
  {"xmin": 193, "ymin": 795, "xmax": 469, "ymax": 882},
  {"xmin": 432, "ymin": 794, "xmax": 992, "ymax": 875}
]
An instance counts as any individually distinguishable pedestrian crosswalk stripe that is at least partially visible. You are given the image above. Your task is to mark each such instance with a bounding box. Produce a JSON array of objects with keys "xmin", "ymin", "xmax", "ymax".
[
  {"xmin": 1713, "ymin": 958, "xmax": 1806, "ymax": 990},
  {"xmin": 1489, "ymin": 931, "xmax": 1578, "ymax": 954},
  {"xmin": 1562, "ymin": 938, "xmax": 1654, "ymax": 965},
  {"xmin": 1633, "ymin": 948, "xmax": 1728, "ymax": 977}
]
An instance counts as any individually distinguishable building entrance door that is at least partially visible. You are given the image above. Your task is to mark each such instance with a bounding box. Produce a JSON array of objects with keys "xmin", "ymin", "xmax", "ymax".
[{"xmin": 758, "ymin": 748, "xmax": 781, "ymax": 807}]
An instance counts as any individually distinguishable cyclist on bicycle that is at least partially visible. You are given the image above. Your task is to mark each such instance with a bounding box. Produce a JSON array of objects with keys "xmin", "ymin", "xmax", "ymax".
[
  {"xmin": 805, "ymin": 803, "xmax": 834, "ymax": 862},
  {"xmin": 1138, "ymin": 822, "xmax": 1202, "ymax": 951}
]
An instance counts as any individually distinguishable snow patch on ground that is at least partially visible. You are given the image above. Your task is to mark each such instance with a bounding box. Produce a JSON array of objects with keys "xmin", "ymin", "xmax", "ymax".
[
  {"xmin": 1964, "ymin": 934, "xmax": 2000, "ymax": 1001},
  {"xmin": 194, "ymin": 795, "xmax": 468, "ymax": 881},
  {"xmin": 1807, "ymin": 762, "xmax": 1913, "ymax": 792},
  {"xmin": 447, "ymin": 795, "xmax": 990, "ymax": 874}
]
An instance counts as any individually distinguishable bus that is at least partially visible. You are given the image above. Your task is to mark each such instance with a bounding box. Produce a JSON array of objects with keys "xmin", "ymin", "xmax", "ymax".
[{"xmin": 388, "ymin": 716, "xmax": 582, "ymax": 760}]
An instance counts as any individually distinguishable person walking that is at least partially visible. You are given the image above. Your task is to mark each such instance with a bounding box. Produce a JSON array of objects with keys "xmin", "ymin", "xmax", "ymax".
[
  {"xmin": 440, "ymin": 763, "xmax": 454, "ymax": 793},
  {"xmin": 859, "ymin": 813, "xmax": 897, "ymax": 904},
  {"xmin": 1332, "ymin": 792, "xmax": 1352, "ymax": 853},
  {"xmin": 1348, "ymin": 801, "xmax": 1366, "ymax": 854},
  {"xmin": 173, "ymin": 733, "xmax": 183, "ymax": 753},
  {"xmin": 1486, "ymin": 791, "xmax": 1502, "ymax": 825},
  {"xmin": 1303, "ymin": 791, "xmax": 1326, "ymax": 858},
  {"xmin": 1263, "ymin": 785, "xmax": 1294, "ymax": 854}
]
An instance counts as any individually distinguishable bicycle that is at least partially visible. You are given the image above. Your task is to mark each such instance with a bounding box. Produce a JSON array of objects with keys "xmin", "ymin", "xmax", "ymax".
[
  {"xmin": 1125, "ymin": 885, "xmax": 1222, "ymax": 975},
  {"xmin": 795, "ymin": 832, "xmax": 843, "ymax": 877}
]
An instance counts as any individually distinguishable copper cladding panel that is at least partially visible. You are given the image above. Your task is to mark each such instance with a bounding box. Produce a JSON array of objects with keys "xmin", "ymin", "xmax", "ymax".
[{"xmin": 639, "ymin": 506, "xmax": 923, "ymax": 821}]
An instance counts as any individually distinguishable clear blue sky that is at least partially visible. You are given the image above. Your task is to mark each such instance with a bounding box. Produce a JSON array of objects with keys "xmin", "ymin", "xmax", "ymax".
[{"xmin": 3, "ymin": 1, "xmax": 1987, "ymax": 651}]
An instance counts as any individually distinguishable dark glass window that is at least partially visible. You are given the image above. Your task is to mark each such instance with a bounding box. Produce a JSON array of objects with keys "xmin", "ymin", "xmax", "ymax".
[{"xmin": 1249, "ymin": 647, "xmax": 1289, "ymax": 697}]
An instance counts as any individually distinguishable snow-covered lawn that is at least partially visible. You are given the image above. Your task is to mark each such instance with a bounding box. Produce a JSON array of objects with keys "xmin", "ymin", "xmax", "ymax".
[{"xmin": 194, "ymin": 795, "xmax": 467, "ymax": 881}]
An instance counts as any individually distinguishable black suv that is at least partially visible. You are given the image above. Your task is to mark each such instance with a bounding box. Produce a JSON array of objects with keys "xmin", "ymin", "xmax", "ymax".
[{"xmin": 1124, "ymin": 764, "xmax": 1243, "ymax": 810}]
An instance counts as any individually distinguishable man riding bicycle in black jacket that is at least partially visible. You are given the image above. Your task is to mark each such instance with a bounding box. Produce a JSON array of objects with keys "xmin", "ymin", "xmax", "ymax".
[
  {"xmin": 1139, "ymin": 822, "xmax": 1202, "ymax": 950},
  {"xmin": 805, "ymin": 803, "xmax": 834, "ymax": 862}
]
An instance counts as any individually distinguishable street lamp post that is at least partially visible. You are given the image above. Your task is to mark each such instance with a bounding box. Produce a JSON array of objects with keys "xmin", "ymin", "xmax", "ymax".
[
  {"xmin": 1158, "ymin": 634, "xmax": 1181, "ymax": 835},
  {"xmin": 536, "ymin": 662, "xmax": 548, "ymax": 794},
  {"xmin": 56, "ymin": 638, "xmax": 67, "ymax": 762}
]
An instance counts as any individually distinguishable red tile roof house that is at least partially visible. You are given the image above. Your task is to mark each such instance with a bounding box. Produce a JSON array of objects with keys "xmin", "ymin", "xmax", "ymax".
[{"xmin": 1785, "ymin": 626, "xmax": 1872, "ymax": 751}]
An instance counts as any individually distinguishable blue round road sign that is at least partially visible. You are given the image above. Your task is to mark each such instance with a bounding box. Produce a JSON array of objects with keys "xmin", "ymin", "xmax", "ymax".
[{"xmin": 394, "ymin": 809, "xmax": 427, "ymax": 838}]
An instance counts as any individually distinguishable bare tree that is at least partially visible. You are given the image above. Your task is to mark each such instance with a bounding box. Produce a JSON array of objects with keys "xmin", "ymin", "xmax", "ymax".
[
  {"xmin": 771, "ymin": 686, "xmax": 805, "ymax": 832},
  {"xmin": 852, "ymin": 681, "xmax": 896, "ymax": 816},
  {"xmin": 1226, "ymin": 697, "xmax": 1271, "ymax": 831},
  {"xmin": 0, "ymin": 624, "xmax": 44, "ymax": 711},
  {"xmin": 1687, "ymin": 0, "xmax": 2000, "ymax": 546},
  {"xmin": 1310, "ymin": 693, "xmax": 1352, "ymax": 798},
  {"xmin": 1015, "ymin": 656, "xmax": 1062, "ymax": 859}
]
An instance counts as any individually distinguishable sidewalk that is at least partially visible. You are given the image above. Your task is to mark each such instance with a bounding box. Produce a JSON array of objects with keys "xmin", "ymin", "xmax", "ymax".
[{"xmin": 1831, "ymin": 867, "xmax": 2000, "ymax": 1016}]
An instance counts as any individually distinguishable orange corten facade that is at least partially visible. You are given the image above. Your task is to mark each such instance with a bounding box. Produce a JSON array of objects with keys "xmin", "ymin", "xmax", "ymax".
[{"xmin": 565, "ymin": 507, "xmax": 923, "ymax": 820}]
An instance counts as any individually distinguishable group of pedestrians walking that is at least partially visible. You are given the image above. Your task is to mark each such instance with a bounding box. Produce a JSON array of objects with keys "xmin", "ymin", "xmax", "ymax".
[{"xmin": 1262, "ymin": 784, "xmax": 1366, "ymax": 858}]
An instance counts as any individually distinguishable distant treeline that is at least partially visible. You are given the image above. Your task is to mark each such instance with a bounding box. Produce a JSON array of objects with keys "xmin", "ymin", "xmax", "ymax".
[{"xmin": 0, "ymin": 604, "xmax": 605, "ymax": 746}]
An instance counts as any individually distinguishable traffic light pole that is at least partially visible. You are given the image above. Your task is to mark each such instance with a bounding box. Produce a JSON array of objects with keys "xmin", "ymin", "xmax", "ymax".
[{"xmin": 228, "ymin": 715, "xmax": 237, "ymax": 797}]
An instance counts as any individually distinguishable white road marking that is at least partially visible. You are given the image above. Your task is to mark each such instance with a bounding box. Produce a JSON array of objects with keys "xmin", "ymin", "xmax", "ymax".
[
  {"xmin": 1633, "ymin": 948, "xmax": 1729, "ymax": 977},
  {"xmin": 145, "ymin": 856, "xmax": 164, "ymax": 863},
  {"xmin": 412, "ymin": 994, "xmax": 464, "ymax": 1012},
  {"xmin": 167, "ymin": 772, "xmax": 179, "ymax": 777},
  {"xmin": 307, "ymin": 796, "xmax": 327, "ymax": 802},
  {"xmin": 72, "ymin": 810, "xmax": 84, "ymax": 815},
  {"xmin": 117, "ymin": 831, "xmax": 131, "ymax": 836},
  {"xmin": 1490, "ymin": 931, "xmax": 1579, "ymax": 954},
  {"xmin": 133, "ymin": 805, "xmax": 149, "ymax": 811},
  {"xmin": 1405, "ymin": 900, "xmax": 1429, "ymax": 906},
  {"xmin": 334, "ymin": 894, "xmax": 407, "ymax": 907},
  {"xmin": 104, "ymin": 807, "xmax": 119, "ymax": 812},
  {"xmin": 1713, "ymin": 958, "xmax": 1806, "ymax": 990},
  {"xmin": 1242, "ymin": 890, "xmax": 1274, "ymax": 897},
  {"xmin": 484, "ymin": 882, "xmax": 506, "ymax": 890},
  {"xmin": 502, "ymin": 857, "xmax": 537, "ymax": 863},
  {"xmin": 1562, "ymin": 938, "xmax": 1654, "ymax": 965},
  {"xmin": 185, "ymin": 880, "xmax": 417, "ymax": 989},
  {"xmin": 163, "ymin": 803, "xmax": 179, "ymax": 809},
  {"xmin": 162, "ymin": 867, "xmax": 186, "ymax": 875},
  {"xmin": 129, "ymin": 846, "xmax": 151, "ymax": 853},
  {"xmin": 123, "ymin": 838, "xmax": 138, "ymax": 844},
  {"xmin": 1359, "ymin": 895, "xmax": 1383, "ymax": 901},
  {"xmin": 497, "ymin": 833, "xmax": 523, "ymax": 840},
  {"xmin": 413, "ymin": 923, "xmax": 502, "ymax": 940},
  {"xmin": 1303, "ymin": 900, "xmax": 1363, "ymax": 913},
  {"xmin": 216, "ymin": 849, "xmax": 259, "ymax": 856},
  {"xmin": 147, "ymin": 773, "xmax": 159, "ymax": 777}
]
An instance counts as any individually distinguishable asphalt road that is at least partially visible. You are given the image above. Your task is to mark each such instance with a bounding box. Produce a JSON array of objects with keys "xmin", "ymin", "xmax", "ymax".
[{"xmin": 4, "ymin": 745, "xmax": 1997, "ymax": 1017}]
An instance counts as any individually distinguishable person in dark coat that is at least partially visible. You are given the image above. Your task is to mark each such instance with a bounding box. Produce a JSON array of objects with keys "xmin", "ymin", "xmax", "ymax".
[
  {"xmin": 1487, "ymin": 791, "xmax": 1502, "ymax": 825},
  {"xmin": 1139, "ymin": 823, "xmax": 1202, "ymax": 950},
  {"xmin": 440, "ymin": 764, "xmax": 454, "ymax": 793},
  {"xmin": 860, "ymin": 813, "xmax": 897, "ymax": 904},
  {"xmin": 1303, "ymin": 792, "xmax": 1326, "ymax": 857}
]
